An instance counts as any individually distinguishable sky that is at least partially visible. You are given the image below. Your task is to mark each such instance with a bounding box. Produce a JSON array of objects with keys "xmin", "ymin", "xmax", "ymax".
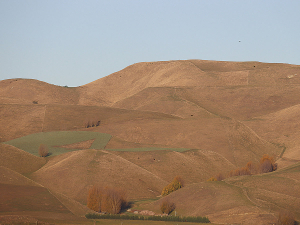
[{"xmin": 0, "ymin": 0, "xmax": 300, "ymax": 87}]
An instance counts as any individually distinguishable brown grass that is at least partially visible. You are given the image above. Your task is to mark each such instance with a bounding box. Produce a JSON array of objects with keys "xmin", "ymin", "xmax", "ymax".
[
  {"xmin": 1, "ymin": 60, "xmax": 300, "ymax": 224},
  {"xmin": 0, "ymin": 144, "xmax": 46, "ymax": 174},
  {"xmin": 30, "ymin": 149, "xmax": 168, "ymax": 203},
  {"xmin": 0, "ymin": 183, "xmax": 75, "ymax": 219}
]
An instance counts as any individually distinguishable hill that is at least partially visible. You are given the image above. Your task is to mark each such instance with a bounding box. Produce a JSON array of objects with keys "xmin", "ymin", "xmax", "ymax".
[
  {"xmin": 29, "ymin": 148, "xmax": 238, "ymax": 203},
  {"xmin": 1, "ymin": 59, "xmax": 300, "ymax": 224},
  {"xmin": 0, "ymin": 144, "xmax": 46, "ymax": 174},
  {"xmin": 0, "ymin": 78, "xmax": 80, "ymax": 105},
  {"xmin": 0, "ymin": 166, "xmax": 91, "ymax": 223},
  {"xmin": 137, "ymin": 163, "xmax": 300, "ymax": 224}
]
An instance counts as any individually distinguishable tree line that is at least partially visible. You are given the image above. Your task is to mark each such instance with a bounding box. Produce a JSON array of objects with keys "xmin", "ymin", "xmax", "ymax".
[{"xmin": 208, "ymin": 154, "xmax": 278, "ymax": 181}]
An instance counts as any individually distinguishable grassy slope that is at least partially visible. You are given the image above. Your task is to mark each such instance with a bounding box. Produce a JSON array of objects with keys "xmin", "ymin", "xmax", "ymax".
[
  {"xmin": 0, "ymin": 165, "xmax": 94, "ymax": 223},
  {"xmin": 0, "ymin": 144, "xmax": 46, "ymax": 174},
  {"xmin": 94, "ymin": 117, "xmax": 281, "ymax": 168},
  {"xmin": 29, "ymin": 148, "xmax": 236, "ymax": 203},
  {"xmin": 0, "ymin": 166, "xmax": 82, "ymax": 222},
  {"xmin": 0, "ymin": 104, "xmax": 45, "ymax": 142},
  {"xmin": 244, "ymin": 104, "xmax": 300, "ymax": 168},
  {"xmin": 224, "ymin": 167, "xmax": 300, "ymax": 220},
  {"xmin": 138, "ymin": 181, "xmax": 273, "ymax": 225},
  {"xmin": 30, "ymin": 149, "xmax": 168, "ymax": 203},
  {"xmin": 138, "ymin": 166, "xmax": 300, "ymax": 224},
  {"xmin": 110, "ymin": 149, "xmax": 236, "ymax": 184},
  {"xmin": 0, "ymin": 78, "xmax": 80, "ymax": 105},
  {"xmin": 0, "ymin": 103, "xmax": 179, "ymax": 142},
  {"xmin": 4, "ymin": 131, "xmax": 111, "ymax": 156}
]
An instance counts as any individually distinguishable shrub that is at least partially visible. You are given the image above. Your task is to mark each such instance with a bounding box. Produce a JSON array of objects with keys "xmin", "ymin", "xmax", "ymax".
[
  {"xmin": 160, "ymin": 199, "xmax": 176, "ymax": 214},
  {"xmin": 38, "ymin": 144, "xmax": 49, "ymax": 157},
  {"xmin": 174, "ymin": 176, "xmax": 185, "ymax": 187},
  {"xmin": 260, "ymin": 154, "xmax": 277, "ymax": 173},
  {"xmin": 216, "ymin": 173, "xmax": 225, "ymax": 181},
  {"xmin": 87, "ymin": 185, "xmax": 127, "ymax": 214},
  {"xmin": 85, "ymin": 120, "xmax": 101, "ymax": 128},
  {"xmin": 207, "ymin": 173, "xmax": 225, "ymax": 181},
  {"xmin": 161, "ymin": 176, "xmax": 183, "ymax": 196},
  {"xmin": 277, "ymin": 210, "xmax": 295, "ymax": 225},
  {"xmin": 207, "ymin": 177, "xmax": 217, "ymax": 181}
]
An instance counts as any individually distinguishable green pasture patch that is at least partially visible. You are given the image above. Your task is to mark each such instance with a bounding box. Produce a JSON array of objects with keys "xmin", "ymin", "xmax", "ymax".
[
  {"xmin": 86, "ymin": 214, "xmax": 210, "ymax": 224},
  {"xmin": 4, "ymin": 131, "xmax": 112, "ymax": 157},
  {"xmin": 89, "ymin": 220, "xmax": 214, "ymax": 225},
  {"xmin": 105, "ymin": 147, "xmax": 190, "ymax": 152}
]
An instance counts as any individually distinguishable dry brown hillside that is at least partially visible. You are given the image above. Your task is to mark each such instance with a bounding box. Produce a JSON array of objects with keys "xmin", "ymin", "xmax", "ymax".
[
  {"xmin": 30, "ymin": 148, "xmax": 237, "ymax": 203},
  {"xmin": 139, "ymin": 163, "xmax": 300, "ymax": 224},
  {"xmin": 0, "ymin": 144, "xmax": 46, "ymax": 174},
  {"xmin": 0, "ymin": 78, "xmax": 80, "ymax": 105},
  {"xmin": 1, "ymin": 60, "xmax": 300, "ymax": 224}
]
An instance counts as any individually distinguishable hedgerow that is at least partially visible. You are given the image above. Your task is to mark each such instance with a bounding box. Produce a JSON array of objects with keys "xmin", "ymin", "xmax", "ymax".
[{"xmin": 85, "ymin": 213, "xmax": 210, "ymax": 223}]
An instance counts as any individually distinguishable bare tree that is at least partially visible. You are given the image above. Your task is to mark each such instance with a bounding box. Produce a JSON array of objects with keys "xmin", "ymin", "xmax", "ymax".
[
  {"xmin": 38, "ymin": 144, "xmax": 49, "ymax": 157},
  {"xmin": 160, "ymin": 199, "xmax": 176, "ymax": 214}
]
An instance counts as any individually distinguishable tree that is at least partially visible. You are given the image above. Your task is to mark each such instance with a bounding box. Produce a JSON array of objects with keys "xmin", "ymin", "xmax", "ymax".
[
  {"xmin": 87, "ymin": 186, "xmax": 102, "ymax": 212},
  {"xmin": 101, "ymin": 187, "xmax": 127, "ymax": 214},
  {"xmin": 277, "ymin": 210, "xmax": 295, "ymax": 225},
  {"xmin": 216, "ymin": 173, "xmax": 225, "ymax": 181},
  {"xmin": 174, "ymin": 176, "xmax": 185, "ymax": 187},
  {"xmin": 260, "ymin": 154, "xmax": 277, "ymax": 173},
  {"xmin": 160, "ymin": 199, "xmax": 176, "ymax": 214},
  {"xmin": 246, "ymin": 161, "xmax": 256, "ymax": 174},
  {"xmin": 38, "ymin": 144, "xmax": 48, "ymax": 157},
  {"xmin": 87, "ymin": 185, "xmax": 127, "ymax": 214},
  {"xmin": 161, "ymin": 176, "xmax": 184, "ymax": 196}
]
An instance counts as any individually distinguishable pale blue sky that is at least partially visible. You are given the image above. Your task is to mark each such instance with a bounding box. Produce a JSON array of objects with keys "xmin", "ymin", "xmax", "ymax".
[{"xmin": 1, "ymin": 0, "xmax": 299, "ymax": 87}]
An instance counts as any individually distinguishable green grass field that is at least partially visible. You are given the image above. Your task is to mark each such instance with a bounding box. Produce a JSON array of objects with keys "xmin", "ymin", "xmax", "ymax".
[
  {"xmin": 4, "ymin": 131, "xmax": 190, "ymax": 157},
  {"xmin": 52, "ymin": 219, "xmax": 216, "ymax": 225},
  {"xmin": 92, "ymin": 220, "xmax": 214, "ymax": 225},
  {"xmin": 4, "ymin": 131, "xmax": 112, "ymax": 156},
  {"xmin": 106, "ymin": 147, "xmax": 191, "ymax": 152}
]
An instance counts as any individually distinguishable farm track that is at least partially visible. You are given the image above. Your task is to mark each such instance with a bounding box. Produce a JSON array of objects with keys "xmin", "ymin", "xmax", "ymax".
[{"xmin": 223, "ymin": 179, "xmax": 277, "ymax": 219}]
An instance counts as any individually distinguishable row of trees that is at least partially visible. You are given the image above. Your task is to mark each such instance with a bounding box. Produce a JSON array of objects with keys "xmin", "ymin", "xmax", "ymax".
[
  {"xmin": 208, "ymin": 154, "xmax": 278, "ymax": 181},
  {"xmin": 85, "ymin": 120, "xmax": 101, "ymax": 128},
  {"xmin": 87, "ymin": 185, "xmax": 127, "ymax": 214},
  {"xmin": 85, "ymin": 213, "xmax": 210, "ymax": 223}
]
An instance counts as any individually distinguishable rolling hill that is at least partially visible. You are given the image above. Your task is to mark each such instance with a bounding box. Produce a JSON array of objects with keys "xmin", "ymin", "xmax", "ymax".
[
  {"xmin": 138, "ymin": 162, "xmax": 300, "ymax": 224},
  {"xmin": 1, "ymin": 59, "xmax": 300, "ymax": 224}
]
